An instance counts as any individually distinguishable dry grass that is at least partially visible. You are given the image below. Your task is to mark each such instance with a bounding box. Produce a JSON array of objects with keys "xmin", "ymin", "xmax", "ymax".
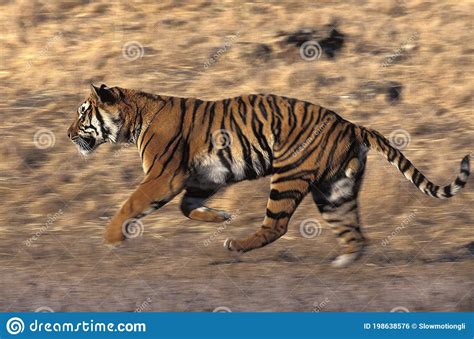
[{"xmin": 0, "ymin": 0, "xmax": 472, "ymax": 311}]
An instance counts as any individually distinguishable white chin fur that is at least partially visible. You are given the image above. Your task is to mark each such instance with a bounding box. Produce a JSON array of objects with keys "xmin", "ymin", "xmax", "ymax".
[{"xmin": 76, "ymin": 145, "xmax": 92, "ymax": 156}]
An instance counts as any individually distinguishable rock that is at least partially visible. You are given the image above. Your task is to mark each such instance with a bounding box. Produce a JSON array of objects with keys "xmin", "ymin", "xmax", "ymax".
[
  {"xmin": 252, "ymin": 43, "xmax": 272, "ymax": 62},
  {"xmin": 319, "ymin": 27, "xmax": 345, "ymax": 58},
  {"xmin": 161, "ymin": 19, "xmax": 186, "ymax": 27},
  {"xmin": 386, "ymin": 81, "xmax": 403, "ymax": 103},
  {"xmin": 387, "ymin": 3, "xmax": 407, "ymax": 17},
  {"xmin": 22, "ymin": 149, "xmax": 49, "ymax": 169},
  {"xmin": 283, "ymin": 28, "xmax": 315, "ymax": 47},
  {"xmin": 360, "ymin": 80, "xmax": 386, "ymax": 98},
  {"xmin": 435, "ymin": 107, "xmax": 449, "ymax": 116},
  {"xmin": 278, "ymin": 24, "xmax": 345, "ymax": 60}
]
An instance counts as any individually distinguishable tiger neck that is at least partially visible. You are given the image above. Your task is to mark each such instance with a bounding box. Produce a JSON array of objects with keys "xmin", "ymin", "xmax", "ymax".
[{"xmin": 127, "ymin": 94, "xmax": 173, "ymax": 145}]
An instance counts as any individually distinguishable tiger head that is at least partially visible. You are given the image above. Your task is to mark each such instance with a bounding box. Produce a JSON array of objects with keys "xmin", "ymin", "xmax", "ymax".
[{"xmin": 67, "ymin": 84, "xmax": 125, "ymax": 155}]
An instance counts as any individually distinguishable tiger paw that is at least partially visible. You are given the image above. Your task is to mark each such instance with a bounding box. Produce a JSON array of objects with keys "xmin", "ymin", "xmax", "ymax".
[
  {"xmin": 331, "ymin": 253, "xmax": 360, "ymax": 268},
  {"xmin": 204, "ymin": 209, "xmax": 232, "ymax": 223},
  {"xmin": 221, "ymin": 211, "xmax": 232, "ymax": 221},
  {"xmin": 188, "ymin": 208, "xmax": 232, "ymax": 223},
  {"xmin": 103, "ymin": 228, "xmax": 125, "ymax": 245},
  {"xmin": 223, "ymin": 238, "xmax": 245, "ymax": 252}
]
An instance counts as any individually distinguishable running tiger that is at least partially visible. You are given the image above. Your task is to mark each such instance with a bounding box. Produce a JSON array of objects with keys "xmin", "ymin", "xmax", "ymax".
[{"xmin": 67, "ymin": 84, "xmax": 471, "ymax": 267}]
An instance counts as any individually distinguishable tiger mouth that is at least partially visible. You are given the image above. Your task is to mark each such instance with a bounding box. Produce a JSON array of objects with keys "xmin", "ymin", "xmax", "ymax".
[{"xmin": 73, "ymin": 136, "xmax": 96, "ymax": 153}]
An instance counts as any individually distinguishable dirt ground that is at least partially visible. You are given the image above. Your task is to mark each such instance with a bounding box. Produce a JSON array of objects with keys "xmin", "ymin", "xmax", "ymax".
[{"xmin": 0, "ymin": 0, "xmax": 473, "ymax": 312}]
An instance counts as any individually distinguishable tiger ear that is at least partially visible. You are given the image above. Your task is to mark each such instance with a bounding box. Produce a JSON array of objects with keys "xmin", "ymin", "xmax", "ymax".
[{"xmin": 90, "ymin": 83, "xmax": 116, "ymax": 104}]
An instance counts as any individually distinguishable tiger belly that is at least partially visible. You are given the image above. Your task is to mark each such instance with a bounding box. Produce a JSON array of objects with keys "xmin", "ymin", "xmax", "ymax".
[{"xmin": 188, "ymin": 152, "xmax": 270, "ymax": 188}]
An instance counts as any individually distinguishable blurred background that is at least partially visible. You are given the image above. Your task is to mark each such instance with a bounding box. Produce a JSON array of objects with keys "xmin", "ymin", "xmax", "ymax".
[{"xmin": 0, "ymin": 0, "xmax": 472, "ymax": 311}]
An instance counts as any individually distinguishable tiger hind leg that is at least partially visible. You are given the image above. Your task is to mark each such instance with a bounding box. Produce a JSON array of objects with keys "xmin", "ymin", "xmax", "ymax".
[
  {"xmin": 180, "ymin": 187, "xmax": 231, "ymax": 223},
  {"xmin": 224, "ymin": 173, "xmax": 309, "ymax": 252},
  {"xmin": 311, "ymin": 157, "xmax": 367, "ymax": 267}
]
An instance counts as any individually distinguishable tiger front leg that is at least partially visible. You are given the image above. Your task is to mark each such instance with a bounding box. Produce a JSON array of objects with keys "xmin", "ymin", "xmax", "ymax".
[{"xmin": 104, "ymin": 173, "xmax": 185, "ymax": 245}]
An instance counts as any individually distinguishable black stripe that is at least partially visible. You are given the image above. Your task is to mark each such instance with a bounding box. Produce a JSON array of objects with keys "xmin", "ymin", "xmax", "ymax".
[
  {"xmin": 269, "ymin": 189, "xmax": 303, "ymax": 201},
  {"xmin": 94, "ymin": 109, "xmax": 110, "ymax": 139},
  {"xmin": 151, "ymin": 200, "xmax": 168, "ymax": 209},
  {"xmin": 205, "ymin": 102, "xmax": 216, "ymax": 146},
  {"xmin": 201, "ymin": 101, "xmax": 211, "ymax": 123},
  {"xmin": 266, "ymin": 209, "xmax": 290, "ymax": 219},
  {"xmin": 443, "ymin": 185, "xmax": 453, "ymax": 198},
  {"xmin": 145, "ymin": 153, "xmax": 159, "ymax": 175},
  {"xmin": 248, "ymin": 95, "xmax": 257, "ymax": 107},
  {"xmin": 301, "ymin": 102, "xmax": 310, "ymax": 124},
  {"xmin": 271, "ymin": 170, "xmax": 315, "ymax": 184},
  {"xmin": 412, "ymin": 169, "xmax": 424, "ymax": 186},
  {"xmin": 387, "ymin": 147, "xmax": 397, "ymax": 162},
  {"xmin": 251, "ymin": 113, "xmax": 272, "ymax": 155},
  {"xmin": 236, "ymin": 96, "xmax": 247, "ymax": 122},
  {"xmin": 223, "ymin": 99, "xmax": 231, "ymax": 117},
  {"xmin": 286, "ymin": 99, "xmax": 298, "ymax": 137},
  {"xmin": 138, "ymin": 99, "xmax": 167, "ymax": 145},
  {"xmin": 140, "ymin": 133, "xmax": 155, "ymax": 159},
  {"xmin": 151, "ymin": 141, "xmax": 182, "ymax": 180},
  {"xmin": 310, "ymin": 119, "xmax": 340, "ymax": 166},
  {"xmin": 325, "ymin": 218, "xmax": 343, "ymax": 224},
  {"xmin": 269, "ymin": 95, "xmax": 283, "ymax": 118},
  {"xmin": 399, "ymin": 157, "xmax": 411, "ymax": 172},
  {"xmin": 189, "ymin": 99, "xmax": 203, "ymax": 135},
  {"xmin": 454, "ymin": 177, "xmax": 466, "ymax": 187},
  {"xmin": 319, "ymin": 124, "xmax": 352, "ymax": 181},
  {"xmin": 425, "ymin": 182, "xmax": 435, "ymax": 196},
  {"xmin": 337, "ymin": 229, "xmax": 352, "ymax": 237},
  {"xmin": 258, "ymin": 97, "xmax": 268, "ymax": 119},
  {"xmin": 251, "ymin": 145, "xmax": 268, "ymax": 174}
]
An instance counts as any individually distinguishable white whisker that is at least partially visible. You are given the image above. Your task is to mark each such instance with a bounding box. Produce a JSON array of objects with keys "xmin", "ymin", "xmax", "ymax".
[{"xmin": 74, "ymin": 137, "xmax": 95, "ymax": 159}]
